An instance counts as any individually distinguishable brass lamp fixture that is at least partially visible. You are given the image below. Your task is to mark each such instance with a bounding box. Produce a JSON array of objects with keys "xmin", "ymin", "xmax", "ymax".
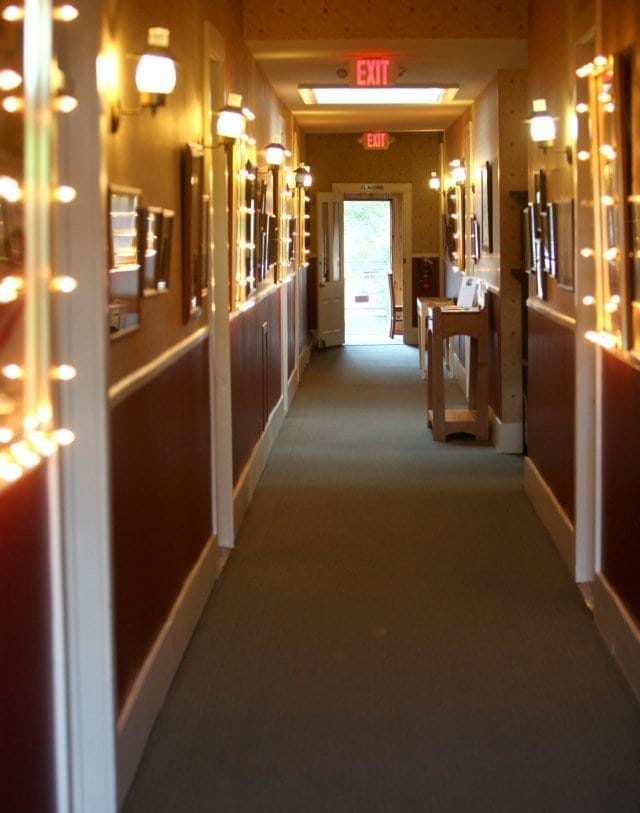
[
  {"xmin": 528, "ymin": 98, "xmax": 572, "ymax": 163},
  {"xmin": 294, "ymin": 165, "xmax": 313, "ymax": 188},
  {"xmin": 111, "ymin": 27, "xmax": 177, "ymax": 133}
]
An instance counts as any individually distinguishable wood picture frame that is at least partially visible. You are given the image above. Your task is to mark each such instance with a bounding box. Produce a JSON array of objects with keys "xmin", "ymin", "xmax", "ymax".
[
  {"xmin": 139, "ymin": 206, "xmax": 165, "ymax": 296},
  {"xmin": 181, "ymin": 143, "xmax": 205, "ymax": 322},
  {"xmin": 555, "ymin": 200, "xmax": 574, "ymax": 290},
  {"xmin": 107, "ymin": 185, "xmax": 141, "ymax": 338},
  {"xmin": 480, "ymin": 161, "xmax": 493, "ymax": 253}
]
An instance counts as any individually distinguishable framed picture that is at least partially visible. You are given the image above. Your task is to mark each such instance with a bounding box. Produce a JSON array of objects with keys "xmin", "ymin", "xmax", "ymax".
[
  {"xmin": 244, "ymin": 161, "xmax": 257, "ymax": 296},
  {"xmin": 156, "ymin": 208, "xmax": 174, "ymax": 292},
  {"xmin": 555, "ymin": 200, "xmax": 574, "ymax": 290},
  {"xmin": 480, "ymin": 161, "xmax": 493, "ymax": 253},
  {"xmin": 181, "ymin": 143, "xmax": 205, "ymax": 322},
  {"xmin": 139, "ymin": 206, "xmax": 165, "ymax": 295},
  {"xmin": 522, "ymin": 204, "xmax": 535, "ymax": 274},
  {"xmin": 471, "ymin": 215, "xmax": 480, "ymax": 262},
  {"xmin": 108, "ymin": 185, "xmax": 141, "ymax": 337}
]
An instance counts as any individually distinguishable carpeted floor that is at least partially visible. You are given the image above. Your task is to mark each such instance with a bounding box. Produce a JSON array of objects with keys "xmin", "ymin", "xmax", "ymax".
[{"xmin": 124, "ymin": 344, "xmax": 640, "ymax": 812}]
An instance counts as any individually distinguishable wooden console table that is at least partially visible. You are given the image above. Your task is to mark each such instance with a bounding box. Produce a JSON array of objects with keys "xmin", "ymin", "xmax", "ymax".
[
  {"xmin": 426, "ymin": 304, "xmax": 489, "ymax": 442},
  {"xmin": 417, "ymin": 297, "xmax": 452, "ymax": 379}
]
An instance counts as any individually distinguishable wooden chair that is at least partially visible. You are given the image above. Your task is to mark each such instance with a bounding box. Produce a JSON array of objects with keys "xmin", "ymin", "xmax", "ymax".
[{"xmin": 388, "ymin": 273, "xmax": 403, "ymax": 338}]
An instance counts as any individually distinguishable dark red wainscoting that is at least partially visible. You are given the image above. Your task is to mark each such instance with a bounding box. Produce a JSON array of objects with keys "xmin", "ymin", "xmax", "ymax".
[
  {"xmin": 526, "ymin": 307, "xmax": 575, "ymax": 523},
  {"xmin": 230, "ymin": 287, "xmax": 282, "ymax": 485},
  {"xmin": 601, "ymin": 352, "xmax": 640, "ymax": 625},
  {"xmin": 487, "ymin": 290, "xmax": 502, "ymax": 420},
  {"xmin": 111, "ymin": 338, "xmax": 212, "ymax": 709},
  {"xmin": 0, "ymin": 466, "xmax": 56, "ymax": 812}
]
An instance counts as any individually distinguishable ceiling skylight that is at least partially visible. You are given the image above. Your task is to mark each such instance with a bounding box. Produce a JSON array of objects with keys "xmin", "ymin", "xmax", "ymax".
[{"xmin": 299, "ymin": 85, "xmax": 458, "ymax": 105}]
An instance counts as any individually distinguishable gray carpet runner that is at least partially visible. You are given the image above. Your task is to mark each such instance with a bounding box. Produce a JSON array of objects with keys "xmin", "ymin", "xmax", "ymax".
[{"xmin": 124, "ymin": 344, "xmax": 640, "ymax": 812}]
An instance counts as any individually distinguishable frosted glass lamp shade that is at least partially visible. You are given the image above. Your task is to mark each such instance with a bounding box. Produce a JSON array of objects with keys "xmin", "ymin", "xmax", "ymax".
[
  {"xmin": 265, "ymin": 143, "xmax": 286, "ymax": 167},
  {"xmin": 135, "ymin": 54, "xmax": 176, "ymax": 95},
  {"xmin": 135, "ymin": 28, "xmax": 176, "ymax": 95},
  {"xmin": 217, "ymin": 107, "xmax": 246, "ymax": 140}
]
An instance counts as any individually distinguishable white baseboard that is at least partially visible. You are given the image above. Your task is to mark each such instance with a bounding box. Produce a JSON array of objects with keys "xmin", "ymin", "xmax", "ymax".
[
  {"xmin": 490, "ymin": 410, "xmax": 524, "ymax": 454},
  {"xmin": 116, "ymin": 537, "xmax": 227, "ymax": 806},
  {"xmin": 594, "ymin": 574, "xmax": 640, "ymax": 704},
  {"xmin": 524, "ymin": 456, "xmax": 575, "ymax": 575},
  {"xmin": 287, "ymin": 368, "xmax": 299, "ymax": 407},
  {"xmin": 233, "ymin": 397, "xmax": 285, "ymax": 532},
  {"xmin": 299, "ymin": 342, "xmax": 311, "ymax": 370}
]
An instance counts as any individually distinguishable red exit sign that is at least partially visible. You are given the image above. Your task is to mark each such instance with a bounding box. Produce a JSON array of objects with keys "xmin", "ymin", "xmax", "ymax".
[
  {"xmin": 351, "ymin": 58, "xmax": 398, "ymax": 87},
  {"xmin": 361, "ymin": 132, "xmax": 391, "ymax": 150}
]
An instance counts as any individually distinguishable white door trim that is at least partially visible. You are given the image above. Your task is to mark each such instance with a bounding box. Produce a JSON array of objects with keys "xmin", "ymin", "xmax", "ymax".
[
  {"xmin": 54, "ymin": 0, "xmax": 117, "ymax": 809},
  {"xmin": 204, "ymin": 22, "xmax": 235, "ymax": 548},
  {"xmin": 333, "ymin": 183, "xmax": 414, "ymax": 343}
]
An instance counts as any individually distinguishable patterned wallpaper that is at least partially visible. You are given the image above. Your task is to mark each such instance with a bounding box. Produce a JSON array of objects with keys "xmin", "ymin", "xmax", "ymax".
[
  {"xmin": 243, "ymin": 0, "xmax": 528, "ymax": 39},
  {"xmin": 306, "ymin": 131, "xmax": 442, "ymax": 254}
]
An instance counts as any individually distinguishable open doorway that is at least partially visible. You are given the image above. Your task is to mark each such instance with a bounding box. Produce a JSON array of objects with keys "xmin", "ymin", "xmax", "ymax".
[{"xmin": 343, "ymin": 199, "xmax": 401, "ymax": 345}]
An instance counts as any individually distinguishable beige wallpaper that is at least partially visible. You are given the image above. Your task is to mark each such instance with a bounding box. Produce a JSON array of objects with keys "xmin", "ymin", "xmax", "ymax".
[
  {"xmin": 306, "ymin": 131, "xmax": 442, "ymax": 254},
  {"xmin": 243, "ymin": 0, "xmax": 528, "ymax": 40},
  {"xmin": 527, "ymin": 0, "xmax": 576, "ymax": 317},
  {"xmin": 102, "ymin": 0, "xmax": 297, "ymax": 384}
]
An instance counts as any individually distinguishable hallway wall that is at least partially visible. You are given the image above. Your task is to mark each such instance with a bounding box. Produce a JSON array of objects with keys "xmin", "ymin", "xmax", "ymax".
[
  {"xmin": 102, "ymin": 0, "xmax": 304, "ymax": 729},
  {"xmin": 306, "ymin": 131, "xmax": 442, "ymax": 257}
]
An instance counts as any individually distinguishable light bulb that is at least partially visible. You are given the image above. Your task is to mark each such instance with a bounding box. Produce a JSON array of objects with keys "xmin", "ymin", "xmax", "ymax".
[
  {"xmin": 600, "ymin": 144, "xmax": 616, "ymax": 161},
  {"xmin": 582, "ymin": 295, "xmax": 596, "ymax": 306},
  {"xmin": 10, "ymin": 441, "xmax": 41, "ymax": 469},
  {"xmin": 0, "ymin": 69, "xmax": 22, "ymax": 91},
  {"xmin": 0, "ymin": 427, "xmax": 14, "ymax": 443},
  {"xmin": 577, "ymin": 150, "xmax": 590, "ymax": 161},
  {"xmin": 51, "ymin": 364, "xmax": 77, "ymax": 380},
  {"xmin": 52, "ymin": 4, "xmax": 79, "ymax": 21},
  {"xmin": 2, "ymin": 95, "xmax": 23, "ymax": 113},
  {"xmin": 603, "ymin": 246, "xmax": 619, "ymax": 261},
  {"xmin": 53, "ymin": 428, "xmax": 75, "ymax": 446},
  {"xmin": 2, "ymin": 363, "xmax": 23, "ymax": 380},
  {"xmin": 50, "ymin": 275, "xmax": 78, "ymax": 293},
  {"xmin": 575, "ymin": 102, "xmax": 589, "ymax": 114},
  {"xmin": 0, "ymin": 454, "xmax": 23, "ymax": 482},
  {"xmin": 2, "ymin": 5, "xmax": 24, "ymax": 21},
  {"xmin": 0, "ymin": 175, "xmax": 22, "ymax": 202},
  {"xmin": 580, "ymin": 248, "xmax": 594, "ymax": 258},
  {"xmin": 601, "ymin": 194, "xmax": 614, "ymax": 206},
  {"xmin": 53, "ymin": 93, "xmax": 78, "ymax": 113},
  {"xmin": 55, "ymin": 185, "xmax": 77, "ymax": 203}
]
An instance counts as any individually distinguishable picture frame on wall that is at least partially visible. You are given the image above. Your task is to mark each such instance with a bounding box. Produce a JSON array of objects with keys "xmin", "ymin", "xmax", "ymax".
[
  {"xmin": 522, "ymin": 204, "xmax": 535, "ymax": 275},
  {"xmin": 138, "ymin": 206, "xmax": 165, "ymax": 295},
  {"xmin": 107, "ymin": 185, "xmax": 142, "ymax": 338},
  {"xmin": 555, "ymin": 200, "xmax": 574, "ymax": 290},
  {"xmin": 180, "ymin": 143, "xmax": 205, "ymax": 322},
  {"xmin": 480, "ymin": 160, "xmax": 493, "ymax": 253},
  {"xmin": 156, "ymin": 208, "xmax": 174, "ymax": 292}
]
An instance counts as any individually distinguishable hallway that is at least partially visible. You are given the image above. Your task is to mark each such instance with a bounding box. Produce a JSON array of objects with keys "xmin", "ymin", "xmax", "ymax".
[{"xmin": 124, "ymin": 345, "xmax": 640, "ymax": 812}]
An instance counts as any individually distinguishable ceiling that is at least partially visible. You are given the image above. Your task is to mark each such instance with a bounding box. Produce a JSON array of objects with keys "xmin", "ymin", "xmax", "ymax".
[{"xmin": 246, "ymin": 38, "xmax": 528, "ymax": 134}]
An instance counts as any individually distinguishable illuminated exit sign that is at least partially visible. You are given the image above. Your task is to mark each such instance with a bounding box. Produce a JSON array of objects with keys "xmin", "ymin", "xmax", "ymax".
[
  {"xmin": 351, "ymin": 58, "xmax": 398, "ymax": 87},
  {"xmin": 360, "ymin": 132, "xmax": 391, "ymax": 150}
]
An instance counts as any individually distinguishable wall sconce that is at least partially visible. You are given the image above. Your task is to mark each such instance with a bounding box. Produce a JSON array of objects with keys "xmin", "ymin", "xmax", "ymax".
[
  {"xmin": 449, "ymin": 159, "xmax": 466, "ymax": 185},
  {"xmin": 216, "ymin": 93, "xmax": 246, "ymax": 143},
  {"xmin": 265, "ymin": 142, "xmax": 287, "ymax": 168},
  {"xmin": 428, "ymin": 171, "xmax": 441, "ymax": 191},
  {"xmin": 295, "ymin": 165, "xmax": 313, "ymax": 188},
  {"xmin": 111, "ymin": 27, "xmax": 177, "ymax": 133},
  {"xmin": 528, "ymin": 98, "xmax": 572, "ymax": 163}
]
